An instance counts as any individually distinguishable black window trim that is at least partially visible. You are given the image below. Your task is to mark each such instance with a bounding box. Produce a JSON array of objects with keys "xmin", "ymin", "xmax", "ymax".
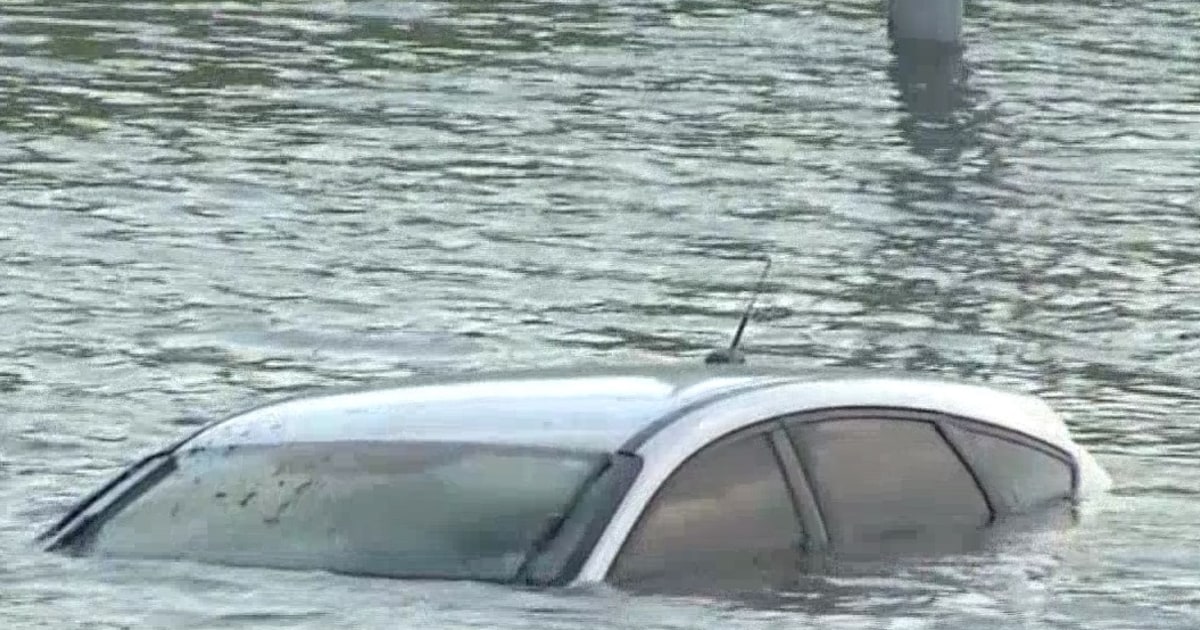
[
  {"xmin": 522, "ymin": 451, "xmax": 643, "ymax": 587},
  {"xmin": 45, "ymin": 452, "xmax": 180, "ymax": 554},
  {"xmin": 776, "ymin": 406, "xmax": 1080, "ymax": 534},
  {"xmin": 605, "ymin": 420, "xmax": 813, "ymax": 581},
  {"xmin": 779, "ymin": 408, "xmax": 998, "ymax": 543},
  {"xmin": 608, "ymin": 403, "xmax": 1081, "ymax": 576},
  {"xmin": 772, "ymin": 407, "xmax": 1075, "ymax": 467},
  {"xmin": 618, "ymin": 379, "xmax": 796, "ymax": 452},
  {"xmin": 768, "ymin": 428, "xmax": 829, "ymax": 549},
  {"xmin": 938, "ymin": 416, "xmax": 1079, "ymax": 497}
]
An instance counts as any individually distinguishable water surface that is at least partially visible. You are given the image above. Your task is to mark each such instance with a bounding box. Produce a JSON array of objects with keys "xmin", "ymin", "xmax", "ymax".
[{"xmin": 2, "ymin": 1, "xmax": 1199, "ymax": 628}]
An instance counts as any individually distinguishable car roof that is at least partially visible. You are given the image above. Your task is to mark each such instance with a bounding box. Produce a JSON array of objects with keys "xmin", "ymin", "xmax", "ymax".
[{"xmin": 182, "ymin": 364, "xmax": 1067, "ymax": 453}]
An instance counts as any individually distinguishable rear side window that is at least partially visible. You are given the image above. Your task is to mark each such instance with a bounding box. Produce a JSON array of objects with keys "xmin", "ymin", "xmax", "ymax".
[
  {"xmin": 786, "ymin": 418, "xmax": 989, "ymax": 550},
  {"xmin": 609, "ymin": 433, "xmax": 804, "ymax": 587},
  {"xmin": 942, "ymin": 423, "xmax": 1073, "ymax": 514}
]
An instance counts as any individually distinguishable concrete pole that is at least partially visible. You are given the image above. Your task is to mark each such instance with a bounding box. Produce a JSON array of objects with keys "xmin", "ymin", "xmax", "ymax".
[{"xmin": 888, "ymin": 0, "xmax": 964, "ymax": 44}]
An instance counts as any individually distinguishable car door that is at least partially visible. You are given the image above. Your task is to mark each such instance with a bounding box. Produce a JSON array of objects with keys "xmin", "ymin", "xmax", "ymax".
[
  {"xmin": 606, "ymin": 424, "xmax": 814, "ymax": 592},
  {"xmin": 782, "ymin": 410, "xmax": 993, "ymax": 558}
]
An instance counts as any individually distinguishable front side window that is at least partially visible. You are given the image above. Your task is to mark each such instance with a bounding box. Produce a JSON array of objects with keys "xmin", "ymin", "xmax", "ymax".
[
  {"xmin": 786, "ymin": 418, "xmax": 989, "ymax": 553},
  {"xmin": 68, "ymin": 441, "xmax": 606, "ymax": 583},
  {"xmin": 609, "ymin": 432, "xmax": 804, "ymax": 589}
]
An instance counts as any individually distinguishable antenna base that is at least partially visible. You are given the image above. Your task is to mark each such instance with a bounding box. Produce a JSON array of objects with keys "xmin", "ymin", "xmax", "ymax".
[{"xmin": 704, "ymin": 348, "xmax": 746, "ymax": 365}]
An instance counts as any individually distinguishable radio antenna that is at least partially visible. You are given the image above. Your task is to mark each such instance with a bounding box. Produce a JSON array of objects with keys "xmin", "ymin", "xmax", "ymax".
[{"xmin": 705, "ymin": 256, "xmax": 772, "ymax": 365}]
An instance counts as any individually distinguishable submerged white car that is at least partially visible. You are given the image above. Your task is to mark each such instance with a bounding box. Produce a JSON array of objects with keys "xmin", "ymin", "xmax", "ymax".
[{"xmin": 39, "ymin": 366, "xmax": 1110, "ymax": 591}]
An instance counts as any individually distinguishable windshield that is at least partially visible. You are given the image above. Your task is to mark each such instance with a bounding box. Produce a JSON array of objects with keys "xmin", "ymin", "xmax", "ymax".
[{"xmin": 77, "ymin": 441, "xmax": 606, "ymax": 582}]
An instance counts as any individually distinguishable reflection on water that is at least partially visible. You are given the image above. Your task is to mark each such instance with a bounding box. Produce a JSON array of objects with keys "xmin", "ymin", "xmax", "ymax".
[
  {"xmin": 889, "ymin": 38, "xmax": 972, "ymax": 156},
  {"xmin": 854, "ymin": 36, "xmax": 1003, "ymax": 375},
  {"xmin": 2, "ymin": 0, "xmax": 1200, "ymax": 628}
]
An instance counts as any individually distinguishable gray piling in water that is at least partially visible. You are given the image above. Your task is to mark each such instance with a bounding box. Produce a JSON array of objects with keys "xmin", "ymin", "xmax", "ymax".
[{"xmin": 888, "ymin": 0, "xmax": 964, "ymax": 45}]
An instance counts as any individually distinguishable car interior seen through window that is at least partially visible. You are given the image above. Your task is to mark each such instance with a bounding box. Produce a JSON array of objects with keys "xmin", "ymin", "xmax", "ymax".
[
  {"xmin": 86, "ymin": 441, "xmax": 603, "ymax": 583},
  {"xmin": 610, "ymin": 432, "xmax": 804, "ymax": 588},
  {"xmin": 786, "ymin": 417, "xmax": 990, "ymax": 554}
]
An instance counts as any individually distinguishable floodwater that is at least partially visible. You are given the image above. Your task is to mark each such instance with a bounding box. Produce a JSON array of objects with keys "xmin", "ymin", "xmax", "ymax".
[{"xmin": 2, "ymin": 1, "xmax": 1199, "ymax": 627}]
